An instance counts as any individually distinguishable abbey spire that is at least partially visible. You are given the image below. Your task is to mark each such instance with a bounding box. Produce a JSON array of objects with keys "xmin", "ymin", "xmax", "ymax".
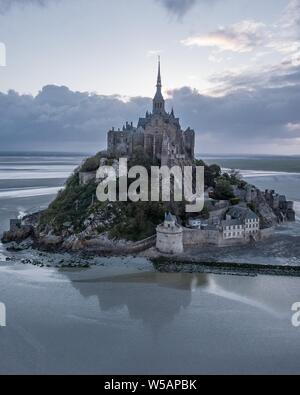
[
  {"xmin": 157, "ymin": 56, "xmax": 162, "ymax": 88},
  {"xmin": 153, "ymin": 57, "xmax": 165, "ymax": 115},
  {"xmin": 108, "ymin": 60, "xmax": 195, "ymax": 166}
]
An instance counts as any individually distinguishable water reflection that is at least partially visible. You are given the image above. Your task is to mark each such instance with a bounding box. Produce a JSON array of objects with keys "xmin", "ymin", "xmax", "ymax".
[
  {"xmin": 65, "ymin": 272, "xmax": 209, "ymax": 330},
  {"xmin": 60, "ymin": 268, "xmax": 295, "ymax": 330}
]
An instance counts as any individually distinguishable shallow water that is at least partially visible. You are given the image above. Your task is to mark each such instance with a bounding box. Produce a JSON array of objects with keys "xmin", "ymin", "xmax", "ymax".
[{"xmin": 1, "ymin": 263, "xmax": 300, "ymax": 374}]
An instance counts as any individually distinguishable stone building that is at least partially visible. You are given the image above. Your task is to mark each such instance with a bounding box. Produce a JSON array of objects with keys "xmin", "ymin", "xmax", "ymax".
[
  {"xmin": 264, "ymin": 189, "xmax": 295, "ymax": 222},
  {"xmin": 108, "ymin": 60, "xmax": 195, "ymax": 166},
  {"xmin": 156, "ymin": 213, "xmax": 184, "ymax": 255},
  {"xmin": 10, "ymin": 219, "xmax": 22, "ymax": 232},
  {"xmin": 221, "ymin": 207, "xmax": 260, "ymax": 240},
  {"xmin": 157, "ymin": 207, "xmax": 261, "ymax": 255}
]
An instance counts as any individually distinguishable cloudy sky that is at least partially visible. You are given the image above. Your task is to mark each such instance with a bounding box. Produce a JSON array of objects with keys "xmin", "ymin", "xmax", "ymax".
[{"xmin": 0, "ymin": 0, "xmax": 299, "ymax": 154}]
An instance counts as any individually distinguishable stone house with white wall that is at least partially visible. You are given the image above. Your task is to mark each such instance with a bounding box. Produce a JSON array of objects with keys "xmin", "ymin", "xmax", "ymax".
[{"xmin": 226, "ymin": 207, "xmax": 260, "ymax": 238}]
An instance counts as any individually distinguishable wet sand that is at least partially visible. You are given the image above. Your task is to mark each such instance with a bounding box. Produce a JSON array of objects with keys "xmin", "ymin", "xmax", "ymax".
[{"xmin": 1, "ymin": 262, "xmax": 300, "ymax": 374}]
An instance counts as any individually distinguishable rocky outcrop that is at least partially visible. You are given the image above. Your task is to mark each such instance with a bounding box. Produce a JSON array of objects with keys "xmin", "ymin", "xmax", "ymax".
[
  {"xmin": 234, "ymin": 185, "xmax": 281, "ymax": 228},
  {"xmin": 37, "ymin": 235, "xmax": 64, "ymax": 251},
  {"xmin": 257, "ymin": 201, "xmax": 278, "ymax": 228},
  {"xmin": 23, "ymin": 211, "xmax": 43, "ymax": 227},
  {"xmin": 6, "ymin": 239, "xmax": 34, "ymax": 251},
  {"xmin": 1, "ymin": 215, "xmax": 155, "ymax": 255},
  {"xmin": 2, "ymin": 225, "xmax": 34, "ymax": 243}
]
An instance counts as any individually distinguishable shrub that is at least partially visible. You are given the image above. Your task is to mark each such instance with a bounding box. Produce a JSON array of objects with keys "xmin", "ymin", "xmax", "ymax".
[
  {"xmin": 39, "ymin": 173, "xmax": 97, "ymax": 233},
  {"xmin": 214, "ymin": 178, "xmax": 235, "ymax": 200},
  {"xmin": 230, "ymin": 198, "xmax": 241, "ymax": 206},
  {"xmin": 81, "ymin": 151, "xmax": 107, "ymax": 172}
]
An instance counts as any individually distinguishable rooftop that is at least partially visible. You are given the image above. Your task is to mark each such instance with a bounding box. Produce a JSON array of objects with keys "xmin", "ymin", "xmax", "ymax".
[{"xmin": 227, "ymin": 207, "xmax": 259, "ymax": 221}]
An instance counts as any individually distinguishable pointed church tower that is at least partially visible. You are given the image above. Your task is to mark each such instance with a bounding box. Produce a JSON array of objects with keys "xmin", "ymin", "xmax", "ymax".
[{"xmin": 153, "ymin": 57, "xmax": 166, "ymax": 115}]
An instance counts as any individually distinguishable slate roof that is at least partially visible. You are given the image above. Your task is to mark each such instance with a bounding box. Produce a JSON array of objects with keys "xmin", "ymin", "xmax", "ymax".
[
  {"xmin": 165, "ymin": 212, "xmax": 175, "ymax": 222},
  {"xmin": 227, "ymin": 207, "xmax": 258, "ymax": 221}
]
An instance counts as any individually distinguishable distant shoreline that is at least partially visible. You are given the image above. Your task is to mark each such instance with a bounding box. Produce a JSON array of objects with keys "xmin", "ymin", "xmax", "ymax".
[{"xmin": 203, "ymin": 156, "xmax": 300, "ymax": 174}]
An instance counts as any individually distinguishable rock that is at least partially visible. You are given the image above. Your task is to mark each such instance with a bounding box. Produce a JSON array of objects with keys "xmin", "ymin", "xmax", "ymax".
[
  {"xmin": 21, "ymin": 258, "xmax": 33, "ymax": 265},
  {"xmin": 23, "ymin": 211, "xmax": 43, "ymax": 227},
  {"xmin": 5, "ymin": 238, "xmax": 33, "ymax": 252},
  {"xmin": 6, "ymin": 242, "xmax": 25, "ymax": 252},
  {"xmin": 38, "ymin": 235, "xmax": 63, "ymax": 250},
  {"xmin": 257, "ymin": 202, "xmax": 278, "ymax": 228},
  {"xmin": 19, "ymin": 238, "xmax": 34, "ymax": 250},
  {"xmin": 1, "ymin": 225, "xmax": 34, "ymax": 244}
]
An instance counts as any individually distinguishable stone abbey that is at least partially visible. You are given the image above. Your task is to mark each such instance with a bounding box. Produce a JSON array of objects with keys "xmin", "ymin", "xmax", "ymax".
[{"xmin": 108, "ymin": 60, "xmax": 195, "ymax": 166}]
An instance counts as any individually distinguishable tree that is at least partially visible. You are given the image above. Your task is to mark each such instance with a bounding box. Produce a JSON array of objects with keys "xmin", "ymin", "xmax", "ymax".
[
  {"xmin": 228, "ymin": 169, "xmax": 242, "ymax": 185},
  {"xmin": 209, "ymin": 164, "xmax": 222, "ymax": 179},
  {"xmin": 81, "ymin": 151, "xmax": 106, "ymax": 172},
  {"xmin": 214, "ymin": 178, "xmax": 234, "ymax": 200},
  {"xmin": 195, "ymin": 160, "xmax": 222, "ymax": 188}
]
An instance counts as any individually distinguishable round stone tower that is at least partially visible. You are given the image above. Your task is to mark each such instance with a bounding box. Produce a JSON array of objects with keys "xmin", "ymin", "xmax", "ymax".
[{"xmin": 156, "ymin": 213, "xmax": 184, "ymax": 255}]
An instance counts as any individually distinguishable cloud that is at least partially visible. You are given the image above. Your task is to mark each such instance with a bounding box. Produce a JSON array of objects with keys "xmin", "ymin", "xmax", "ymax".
[
  {"xmin": 0, "ymin": 0, "xmax": 58, "ymax": 14},
  {"xmin": 287, "ymin": 122, "xmax": 300, "ymax": 132},
  {"xmin": 181, "ymin": 1, "xmax": 300, "ymax": 60},
  {"xmin": 167, "ymin": 82, "xmax": 300, "ymax": 153},
  {"xmin": 164, "ymin": 50, "xmax": 300, "ymax": 153},
  {"xmin": 0, "ymin": 86, "xmax": 151, "ymax": 152},
  {"xmin": 155, "ymin": 0, "xmax": 220, "ymax": 18},
  {"xmin": 0, "ymin": 0, "xmax": 299, "ymax": 154},
  {"xmin": 0, "ymin": 67, "xmax": 300, "ymax": 154},
  {"xmin": 182, "ymin": 20, "xmax": 267, "ymax": 53},
  {"xmin": 283, "ymin": 0, "xmax": 300, "ymax": 31},
  {"xmin": 155, "ymin": 0, "xmax": 197, "ymax": 17},
  {"xmin": 147, "ymin": 49, "xmax": 163, "ymax": 58},
  {"xmin": 207, "ymin": 53, "xmax": 300, "ymax": 96},
  {"xmin": 0, "ymin": 0, "xmax": 215, "ymax": 17}
]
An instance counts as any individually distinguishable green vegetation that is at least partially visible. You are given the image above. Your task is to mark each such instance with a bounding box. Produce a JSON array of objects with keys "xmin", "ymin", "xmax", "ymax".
[
  {"xmin": 39, "ymin": 173, "xmax": 97, "ymax": 234},
  {"xmin": 222, "ymin": 169, "xmax": 244, "ymax": 186},
  {"xmin": 214, "ymin": 178, "xmax": 235, "ymax": 200},
  {"xmin": 109, "ymin": 201, "xmax": 166, "ymax": 241},
  {"xmin": 80, "ymin": 151, "xmax": 109, "ymax": 172},
  {"xmin": 230, "ymin": 197, "xmax": 241, "ymax": 206},
  {"xmin": 195, "ymin": 160, "xmax": 222, "ymax": 188}
]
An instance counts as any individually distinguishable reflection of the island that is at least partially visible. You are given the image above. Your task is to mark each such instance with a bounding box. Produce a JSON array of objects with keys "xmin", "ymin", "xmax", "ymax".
[
  {"xmin": 62, "ymin": 271, "xmax": 209, "ymax": 330},
  {"xmin": 60, "ymin": 268, "xmax": 292, "ymax": 330}
]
